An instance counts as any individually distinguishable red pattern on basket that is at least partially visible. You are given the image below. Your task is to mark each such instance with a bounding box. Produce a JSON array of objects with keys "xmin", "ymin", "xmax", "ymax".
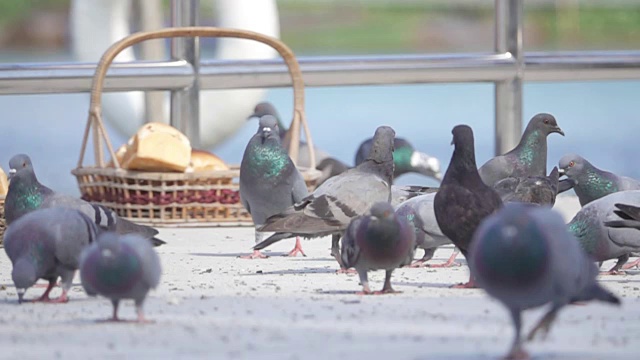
[{"xmin": 81, "ymin": 189, "xmax": 241, "ymax": 205}]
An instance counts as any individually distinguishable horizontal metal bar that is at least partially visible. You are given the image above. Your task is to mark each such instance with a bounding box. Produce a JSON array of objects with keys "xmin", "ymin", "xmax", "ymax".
[
  {"xmin": 524, "ymin": 51, "xmax": 640, "ymax": 81},
  {"xmin": 0, "ymin": 60, "xmax": 194, "ymax": 94},
  {"xmin": 0, "ymin": 51, "xmax": 639, "ymax": 95}
]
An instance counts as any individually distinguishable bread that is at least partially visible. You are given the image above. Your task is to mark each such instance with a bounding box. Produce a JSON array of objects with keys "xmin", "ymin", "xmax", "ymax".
[
  {"xmin": 0, "ymin": 166, "xmax": 8, "ymax": 196},
  {"xmin": 187, "ymin": 149, "xmax": 229, "ymax": 172},
  {"xmin": 107, "ymin": 141, "xmax": 131, "ymax": 168},
  {"xmin": 121, "ymin": 122, "xmax": 192, "ymax": 172}
]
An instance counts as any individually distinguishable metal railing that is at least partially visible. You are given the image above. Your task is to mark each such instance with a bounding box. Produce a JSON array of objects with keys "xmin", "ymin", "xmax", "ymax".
[{"xmin": 0, "ymin": 0, "xmax": 639, "ymax": 153}]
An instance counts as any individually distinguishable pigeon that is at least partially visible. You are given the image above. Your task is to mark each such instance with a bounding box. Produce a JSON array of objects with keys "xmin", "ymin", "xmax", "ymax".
[
  {"xmin": 390, "ymin": 185, "xmax": 438, "ymax": 207},
  {"xmin": 478, "ymin": 113, "xmax": 564, "ymax": 187},
  {"xmin": 433, "ymin": 125, "xmax": 503, "ymax": 288},
  {"xmin": 5, "ymin": 154, "xmax": 165, "ymax": 247},
  {"xmin": 248, "ymin": 102, "xmax": 330, "ymax": 168},
  {"xmin": 4, "ymin": 207, "xmax": 99, "ymax": 303},
  {"xmin": 394, "ymin": 192, "xmax": 460, "ymax": 268},
  {"xmin": 239, "ymin": 115, "xmax": 309, "ymax": 259},
  {"xmin": 567, "ymin": 190, "xmax": 640, "ymax": 274},
  {"xmin": 493, "ymin": 167, "xmax": 560, "ymax": 206},
  {"xmin": 469, "ymin": 203, "xmax": 620, "ymax": 360},
  {"xmin": 356, "ymin": 137, "xmax": 441, "ymax": 182},
  {"xmin": 340, "ymin": 202, "xmax": 415, "ymax": 294},
  {"xmin": 253, "ymin": 125, "xmax": 396, "ymax": 268},
  {"xmin": 558, "ymin": 153, "xmax": 640, "ymax": 206},
  {"xmin": 604, "ymin": 203, "xmax": 640, "ymax": 270},
  {"xmin": 79, "ymin": 232, "xmax": 161, "ymax": 322}
]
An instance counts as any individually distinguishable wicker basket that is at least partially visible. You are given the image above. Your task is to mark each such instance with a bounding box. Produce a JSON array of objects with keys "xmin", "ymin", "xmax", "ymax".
[{"xmin": 72, "ymin": 27, "xmax": 320, "ymax": 227}]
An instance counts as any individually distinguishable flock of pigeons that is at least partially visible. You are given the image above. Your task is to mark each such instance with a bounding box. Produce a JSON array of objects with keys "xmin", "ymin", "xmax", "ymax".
[
  {"xmin": 239, "ymin": 105, "xmax": 638, "ymax": 359},
  {"xmin": 2, "ymin": 102, "xmax": 640, "ymax": 359}
]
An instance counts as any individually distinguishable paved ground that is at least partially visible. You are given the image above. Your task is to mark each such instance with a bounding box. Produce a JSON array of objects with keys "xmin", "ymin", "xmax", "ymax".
[{"xmin": 0, "ymin": 195, "xmax": 639, "ymax": 359}]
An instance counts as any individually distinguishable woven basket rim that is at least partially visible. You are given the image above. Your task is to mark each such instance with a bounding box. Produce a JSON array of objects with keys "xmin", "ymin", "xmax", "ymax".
[{"xmin": 72, "ymin": 166, "xmax": 322, "ymax": 181}]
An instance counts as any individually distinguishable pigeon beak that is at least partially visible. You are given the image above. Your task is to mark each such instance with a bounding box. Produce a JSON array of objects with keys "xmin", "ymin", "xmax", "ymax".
[
  {"xmin": 17, "ymin": 288, "xmax": 25, "ymax": 304},
  {"xmin": 554, "ymin": 127, "xmax": 565, "ymax": 136},
  {"xmin": 558, "ymin": 168, "xmax": 565, "ymax": 175},
  {"xmin": 262, "ymin": 127, "xmax": 272, "ymax": 134},
  {"xmin": 8, "ymin": 168, "xmax": 16, "ymax": 180},
  {"xmin": 450, "ymin": 138, "xmax": 454, "ymax": 146}
]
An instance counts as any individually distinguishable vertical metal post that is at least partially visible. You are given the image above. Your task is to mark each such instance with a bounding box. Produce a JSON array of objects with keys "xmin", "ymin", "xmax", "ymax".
[
  {"xmin": 170, "ymin": 0, "xmax": 201, "ymax": 148},
  {"xmin": 139, "ymin": 0, "xmax": 166, "ymax": 124},
  {"xmin": 494, "ymin": 0, "xmax": 523, "ymax": 155}
]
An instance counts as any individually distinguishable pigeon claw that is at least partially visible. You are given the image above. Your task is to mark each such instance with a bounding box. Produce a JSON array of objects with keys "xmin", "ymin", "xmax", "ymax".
[
  {"xmin": 239, "ymin": 250, "xmax": 269, "ymax": 259},
  {"xmin": 284, "ymin": 237, "xmax": 306, "ymax": 257}
]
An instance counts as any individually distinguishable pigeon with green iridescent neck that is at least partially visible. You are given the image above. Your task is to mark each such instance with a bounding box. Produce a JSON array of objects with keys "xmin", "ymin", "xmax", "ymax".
[
  {"xmin": 4, "ymin": 208, "xmax": 99, "ymax": 304},
  {"xmin": 493, "ymin": 167, "xmax": 560, "ymax": 206},
  {"xmin": 434, "ymin": 125, "xmax": 503, "ymax": 288},
  {"xmin": 240, "ymin": 115, "xmax": 310, "ymax": 259},
  {"xmin": 340, "ymin": 202, "xmax": 415, "ymax": 294},
  {"xmin": 478, "ymin": 113, "xmax": 564, "ymax": 187},
  {"xmin": 394, "ymin": 192, "xmax": 460, "ymax": 267},
  {"xmin": 80, "ymin": 232, "xmax": 161, "ymax": 322},
  {"xmin": 5, "ymin": 154, "xmax": 165, "ymax": 247},
  {"xmin": 248, "ymin": 102, "xmax": 330, "ymax": 168},
  {"xmin": 567, "ymin": 190, "xmax": 640, "ymax": 274},
  {"xmin": 558, "ymin": 153, "xmax": 640, "ymax": 206},
  {"xmin": 253, "ymin": 126, "xmax": 396, "ymax": 270},
  {"xmin": 469, "ymin": 203, "xmax": 620, "ymax": 360},
  {"xmin": 356, "ymin": 137, "xmax": 441, "ymax": 182}
]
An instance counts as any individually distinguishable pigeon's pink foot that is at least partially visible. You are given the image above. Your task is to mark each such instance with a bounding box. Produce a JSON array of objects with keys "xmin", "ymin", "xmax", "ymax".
[
  {"xmin": 285, "ymin": 237, "xmax": 306, "ymax": 257},
  {"xmin": 373, "ymin": 289, "xmax": 402, "ymax": 295},
  {"xmin": 428, "ymin": 251, "xmax": 461, "ymax": 268},
  {"xmin": 34, "ymin": 291, "xmax": 68, "ymax": 303},
  {"xmin": 622, "ymin": 258, "xmax": 640, "ymax": 270},
  {"xmin": 336, "ymin": 268, "xmax": 358, "ymax": 275},
  {"xmin": 239, "ymin": 250, "xmax": 269, "ymax": 259},
  {"xmin": 451, "ymin": 278, "xmax": 477, "ymax": 289},
  {"xmin": 405, "ymin": 260, "xmax": 428, "ymax": 268},
  {"xmin": 136, "ymin": 313, "xmax": 154, "ymax": 324},
  {"xmin": 504, "ymin": 347, "xmax": 530, "ymax": 360},
  {"xmin": 599, "ymin": 270, "xmax": 626, "ymax": 275}
]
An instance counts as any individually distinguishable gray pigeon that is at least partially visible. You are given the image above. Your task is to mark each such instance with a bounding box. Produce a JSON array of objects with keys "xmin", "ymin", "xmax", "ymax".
[
  {"xmin": 558, "ymin": 153, "xmax": 640, "ymax": 206},
  {"xmin": 434, "ymin": 125, "xmax": 503, "ymax": 288},
  {"xmin": 240, "ymin": 115, "xmax": 309, "ymax": 259},
  {"xmin": 356, "ymin": 137, "xmax": 442, "ymax": 182},
  {"xmin": 340, "ymin": 202, "xmax": 415, "ymax": 294},
  {"xmin": 604, "ymin": 203, "xmax": 640, "ymax": 270},
  {"xmin": 469, "ymin": 203, "xmax": 620, "ymax": 360},
  {"xmin": 394, "ymin": 193, "xmax": 460, "ymax": 267},
  {"xmin": 567, "ymin": 190, "xmax": 640, "ymax": 274},
  {"xmin": 5, "ymin": 154, "xmax": 165, "ymax": 246},
  {"xmin": 80, "ymin": 232, "xmax": 161, "ymax": 322},
  {"xmin": 4, "ymin": 207, "xmax": 99, "ymax": 303},
  {"xmin": 493, "ymin": 167, "xmax": 560, "ymax": 206},
  {"xmin": 248, "ymin": 102, "xmax": 330, "ymax": 168},
  {"xmin": 315, "ymin": 157, "xmax": 350, "ymax": 186},
  {"xmin": 253, "ymin": 126, "xmax": 396, "ymax": 268},
  {"xmin": 478, "ymin": 113, "xmax": 564, "ymax": 187}
]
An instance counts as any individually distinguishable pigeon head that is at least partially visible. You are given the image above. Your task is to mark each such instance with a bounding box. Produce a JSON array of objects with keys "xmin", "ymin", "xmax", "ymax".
[
  {"xmin": 558, "ymin": 153, "xmax": 587, "ymax": 179},
  {"xmin": 12, "ymin": 258, "xmax": 37, "ymax": 302},
  {"xmin": 257, "ymin": 115, "xmax": 281, "ymax": 142},
  {"xmin": 528, "ymin": 113, "xmax": 564, "ymax": 136},
  {"xmin": 249, "ymin": 102, "xmax": 279, "ymax": 120},
  {"xmin": 8, "ymin": 153, "xmax": 33, "ymax": 180},
  {"xmin": 470, "ymin": 203, "xmax": 551, "ymax": 287},
  {"xmin": 96, "ymin": 232, "xmax": 124, "ymax": 263},
  {"xmin": 366, "ymin": 126, "xmax": 395, "ymax": 163},
  {"xmin": 369, "ymin": 202, "xmax": 395, "ymax": 220}
]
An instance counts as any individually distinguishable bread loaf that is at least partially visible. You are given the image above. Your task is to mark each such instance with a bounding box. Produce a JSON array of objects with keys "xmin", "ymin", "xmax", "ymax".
[
  {"xmin": 121, "ymin": 122, "xmax": 192, "ymax": 172},
  {"xmin": 186, "ymin": 149, "xmax": 229, "ymax": 172},
  {"xmin": 0, "ymin": 166, "xmax": 8, "ymax": 196}
]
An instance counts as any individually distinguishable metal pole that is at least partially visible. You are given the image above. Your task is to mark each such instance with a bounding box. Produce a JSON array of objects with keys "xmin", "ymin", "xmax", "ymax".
[
  {"xmin": 170, "ymin": 0, "xmax": 201, "ymax": 148},
  {"xmin": 139, "ymin": 0, "xmax": 166, "ymax": 124},
  {"xmin": 494, "ymin": 0, "xmax": 523, "ymax": 155}
]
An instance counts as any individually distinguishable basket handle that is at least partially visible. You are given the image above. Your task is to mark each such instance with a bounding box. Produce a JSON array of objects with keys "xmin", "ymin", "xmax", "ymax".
[{"xmin": 77, "ymin": 26, "xmax": 316, "ymax": 170}]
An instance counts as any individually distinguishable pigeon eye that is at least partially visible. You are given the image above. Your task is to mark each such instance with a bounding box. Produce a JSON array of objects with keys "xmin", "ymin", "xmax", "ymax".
[
  {"xmin": 569, "ymin": 161, "xmax": 575, "ymax": 167},
  {"xmin": 543, "ymin": 119, "xmax": 549, "ymax": 124},
  {"xmin": 22, "ymin": 162, "xmax": 26, "ymax": 167}
]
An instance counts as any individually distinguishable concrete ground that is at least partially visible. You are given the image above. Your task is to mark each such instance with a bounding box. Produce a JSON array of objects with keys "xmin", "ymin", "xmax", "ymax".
[{"xmin": 0, "ymin": 195, "xmax": 639, "ymax": 359}]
